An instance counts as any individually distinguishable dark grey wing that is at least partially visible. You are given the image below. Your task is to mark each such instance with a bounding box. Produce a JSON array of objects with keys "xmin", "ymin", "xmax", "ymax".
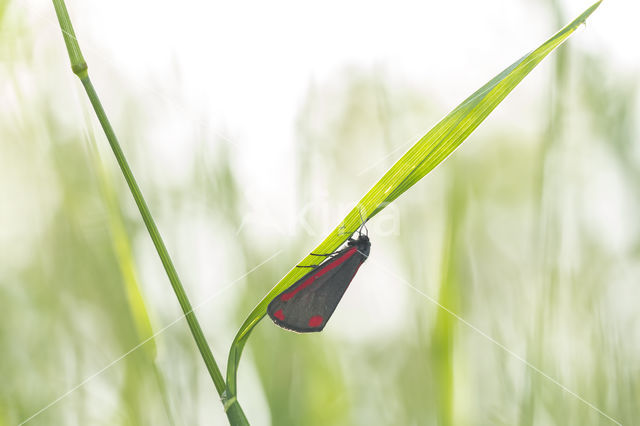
[{"xmin": 267, "ymin": 248, "xmax": 368, "ymax": 333}]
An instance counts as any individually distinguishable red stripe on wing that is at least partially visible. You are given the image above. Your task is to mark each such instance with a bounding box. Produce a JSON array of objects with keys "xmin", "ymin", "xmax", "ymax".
[{"xmin": 280, "ymin": 247, "xmax": 358, "ymax": 302}]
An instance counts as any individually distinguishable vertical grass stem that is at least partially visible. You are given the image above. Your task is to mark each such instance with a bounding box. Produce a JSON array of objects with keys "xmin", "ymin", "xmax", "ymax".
[{"xmin": 50, "ymin": 0, "xmax": 247, "ymax": 423}]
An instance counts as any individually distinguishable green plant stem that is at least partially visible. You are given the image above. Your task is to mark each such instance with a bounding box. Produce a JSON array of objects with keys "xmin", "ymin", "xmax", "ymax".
[
  {"xmin": 50, "ymin": 0, "xmax": 244, "ymax": 422},
  {"xmin": 224, "ymin": 397, "xmax": 250, "ymax": 426},
  {"xmin": 78, "ymin": 75, "xmax": 226, "ymax": 392}
]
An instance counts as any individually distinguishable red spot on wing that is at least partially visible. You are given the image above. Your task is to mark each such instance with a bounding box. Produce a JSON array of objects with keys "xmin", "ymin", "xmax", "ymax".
[
  {"xmin": 308, "ymin": 315, "xmax": 323, "ymax": 327},
  {"xmin": 273, "ymin": 309, "xmax": 285, "ymax": 321},
  {"xmin": 281, "ymin": 247, "xmax": 358, "ymax": 301}
]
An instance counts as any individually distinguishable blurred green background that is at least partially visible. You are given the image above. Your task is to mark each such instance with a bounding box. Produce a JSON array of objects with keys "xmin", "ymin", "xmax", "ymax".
[{"xmin": 1, "ymin": 0, "xmax": 638, "ymax": 425}]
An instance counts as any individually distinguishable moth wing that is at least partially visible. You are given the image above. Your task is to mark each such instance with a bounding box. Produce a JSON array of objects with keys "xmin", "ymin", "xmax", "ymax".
[{"xmin": 267, "ymin": 248, "xmax": 367, "ymax": 332}]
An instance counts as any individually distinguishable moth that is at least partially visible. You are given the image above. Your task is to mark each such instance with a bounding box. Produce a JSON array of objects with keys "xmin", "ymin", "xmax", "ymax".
[{"xmin": 267, "ymin": 232, "xmax": 371, "ymax": 333}]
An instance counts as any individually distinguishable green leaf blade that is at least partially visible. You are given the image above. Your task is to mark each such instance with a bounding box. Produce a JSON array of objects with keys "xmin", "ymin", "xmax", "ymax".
[{"xmin": 226, "ymin": 0, "xmax": 602, "ymax": 399}]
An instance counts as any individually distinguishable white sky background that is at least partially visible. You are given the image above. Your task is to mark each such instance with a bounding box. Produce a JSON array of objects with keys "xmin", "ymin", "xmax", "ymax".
[
  {"xmin": 21, "ymin": 0, "xmax": 635, "ymax": 237},
  {"xmin": 31, "ymin": 0, "xmax": 639, "ymax": 215}
]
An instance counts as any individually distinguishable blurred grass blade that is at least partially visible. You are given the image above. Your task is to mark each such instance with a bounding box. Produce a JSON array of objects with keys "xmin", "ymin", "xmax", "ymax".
[
  {"xmin": 51, "ymin": 0, "xmax": 233, "ymax": 420},
  {"xmin": 85, "ymin": 129, "xmax": 156, "ymax": 358},
  {"xmin": 226, "ymin": 0, "xmax": 602, "ymax": 397}
]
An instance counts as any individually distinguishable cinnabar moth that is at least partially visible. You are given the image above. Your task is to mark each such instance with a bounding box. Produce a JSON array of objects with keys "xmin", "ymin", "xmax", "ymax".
[{"xmin": 267, "ymin": 232, "xmax": 371, "ymax": 333}]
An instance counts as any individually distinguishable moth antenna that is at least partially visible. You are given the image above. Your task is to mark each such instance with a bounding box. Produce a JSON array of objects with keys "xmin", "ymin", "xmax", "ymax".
[{"xmin": 357, "ymin": 206, "xmax": 368, "ymax": 237}]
